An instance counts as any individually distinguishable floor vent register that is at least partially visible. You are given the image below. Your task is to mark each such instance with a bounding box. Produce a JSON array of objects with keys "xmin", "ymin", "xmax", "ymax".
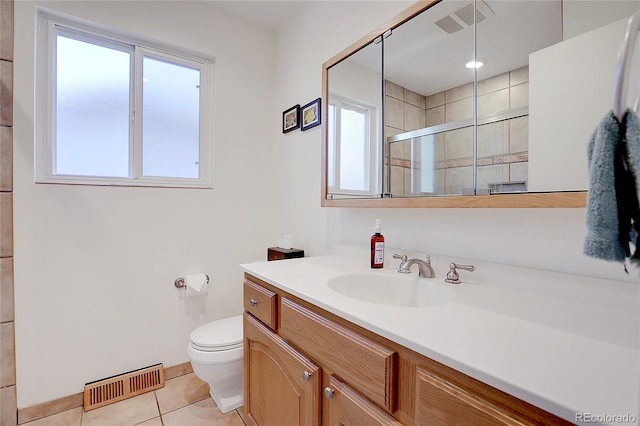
[{"xmin": 83, "ymin": 363, "xmax": 165, "ymax": 411}]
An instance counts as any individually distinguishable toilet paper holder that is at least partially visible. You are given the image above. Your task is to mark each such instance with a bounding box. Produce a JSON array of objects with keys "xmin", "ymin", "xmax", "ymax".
[{"xmin": 174, "ymin": 275, "xmax": 210, "ymax": 289}]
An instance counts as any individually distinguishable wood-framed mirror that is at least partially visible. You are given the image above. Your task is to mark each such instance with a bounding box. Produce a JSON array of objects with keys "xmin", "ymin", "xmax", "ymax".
[{"xmin": 321, "ymin": 0, "xmax": 636, "ymax": 208}]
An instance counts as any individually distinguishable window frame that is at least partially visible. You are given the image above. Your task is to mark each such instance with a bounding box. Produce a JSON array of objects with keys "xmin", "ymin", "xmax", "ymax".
[
  {"xmin": 327, "ymin": 95, "xmax": 379, "ymax": 196},
  {"xmin": 35, "ymin": 7, "xmax": 215, "ymax": 188}
]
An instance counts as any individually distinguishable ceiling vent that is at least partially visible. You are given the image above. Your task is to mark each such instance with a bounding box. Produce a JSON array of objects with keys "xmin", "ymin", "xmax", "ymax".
[{"xmin": 434, "ymin": 0, "xmax": 495, "ymax": 34}]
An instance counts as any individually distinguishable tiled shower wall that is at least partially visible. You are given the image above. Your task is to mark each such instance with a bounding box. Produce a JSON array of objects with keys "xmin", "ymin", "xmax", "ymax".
[
  {"xmin": 0, "ymin": 0, "xmax": 15, "ymax": 425},
  {"xmin": 385, "ymin": 66, "xmax": 529, "ymax": 196}
]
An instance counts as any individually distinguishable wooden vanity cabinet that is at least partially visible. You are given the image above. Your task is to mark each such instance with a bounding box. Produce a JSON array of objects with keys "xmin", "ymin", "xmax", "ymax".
[
  {"xmin": 243, "ymin": 312, "xmax": 321, "ymax": 426},
  {"xmin": 279, "ymin": 297, "xmax": 396, "ymax": 412},
  {"xmin": 243, "ymin": 273, "xmax": 571, "ymax": 426},
  {"xmin": 415, "ymin": 366, "xmax": 526, "ymax": 426},
  {"xmin": 324, "ymin": 376, "xmax": 403, "ymax": 426},
  {"xmin": 244, "ymin": 279, "xmax": 277, "ymax": 330}
]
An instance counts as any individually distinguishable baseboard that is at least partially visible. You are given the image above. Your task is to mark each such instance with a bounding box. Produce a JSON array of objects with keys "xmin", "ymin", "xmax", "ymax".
[
  {"xmin": 17, "ymin": 392, "xmax": 83, "ymax": 425},
  {"xmin": 17, "ymin": 362, "xmax": 193, "ymax": 424},
  {"xmin": 164, "ymin": 362, "xmax": 193, "ymax": 381}
]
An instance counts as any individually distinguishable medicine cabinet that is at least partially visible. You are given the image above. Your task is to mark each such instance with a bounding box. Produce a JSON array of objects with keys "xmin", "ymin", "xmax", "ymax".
[{"xmin": 321, "ymin": 0, "xmax": 632, "ymax": 208}]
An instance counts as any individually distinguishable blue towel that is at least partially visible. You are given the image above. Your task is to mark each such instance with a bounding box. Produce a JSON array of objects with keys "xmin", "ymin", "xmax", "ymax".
[
  {"xmin": 584, "ymin": 109, "xmax": 640, "ymax": 265},
  {"xmin": 622, "ymin": 111, "xmax": 640, "ymax": 264},
  {"xmin": 624, "ymin": 111, "xmax": 640, "ymax": 198}
]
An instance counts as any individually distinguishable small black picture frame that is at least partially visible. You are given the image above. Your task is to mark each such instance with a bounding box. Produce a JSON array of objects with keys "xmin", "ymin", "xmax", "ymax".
[
  {"xmin": 301, "ymin": 98, "xmax": 321, "ymax": 131},
  {"xmin": 283, "ymin": 104, "xmax": 300, "ymax": 133}
]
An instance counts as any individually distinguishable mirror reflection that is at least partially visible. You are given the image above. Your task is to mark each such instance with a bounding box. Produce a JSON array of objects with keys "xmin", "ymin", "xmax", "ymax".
[
  {"xmin": 325, "ymin": 0, "xmax": 640, "ymax": 200},
  {"xmin": 384, "ymin": 0, "xmax": 560, "ymax": 197},
  {"xmin": 327, "ymin": 40, "xmax": 382, "ymax": 198}
]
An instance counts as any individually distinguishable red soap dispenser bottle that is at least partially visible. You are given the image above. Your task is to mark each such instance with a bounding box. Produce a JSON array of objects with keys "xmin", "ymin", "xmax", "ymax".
[{"xmin": 371, "ymin": 219, "xmax": 385, "ymax": 269}]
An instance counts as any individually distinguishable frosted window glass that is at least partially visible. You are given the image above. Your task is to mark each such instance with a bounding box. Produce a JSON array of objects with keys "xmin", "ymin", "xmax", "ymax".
[
  {"xmin": 327, "ymin": 103, "xmax": 337, "ymax": 188},
  {"xmin": 415, "ymin": 135, "xmax": 436, "ymax": 194},
  {"xmin": 340, "ymin": 108, "xmax": 367, "ymax": 191},
  {"xmin": 56, "ymin": 36, "xmax": 131, "ymax": 177},
  {"xmin": 142, "ymin": 57, "xmax": 200, "ymax": 178}
]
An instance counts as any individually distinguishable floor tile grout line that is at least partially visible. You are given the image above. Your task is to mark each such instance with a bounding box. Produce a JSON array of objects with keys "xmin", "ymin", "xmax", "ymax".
[
  {"xmin": 131, "ymin": 417, "xmax": 160, "ymax": 426},
  {"xmin": 27, "ymin": 401, "xmax": 245, "ymax": 426},
  {"xmin": 82, "ymin": 392, "xmax": 160, "ymax": 426},
  {"xmin": 126, "ymin": 393, "xmax": 162, "ymax": 426},
  {"xmin": 157, "ymin": 395, "xmax": 212, "ymax": 417},
  {"xmin": 153, "ymin": 390, "xmax": 164, "ymax": 425},
  {"xmin": 236, "ymin": 408, "xmax": 248, "ymax": 426},
  {"xmin": 153, "ymin": 391, "xmax": 165, "ymax": 426},
  {"xmin": 28, "ymin": 379, "xmax": 220, "ymax": 426},
  {"xmin": 156, "ymin": 391, "xmax": 166, "ymax": 426}
]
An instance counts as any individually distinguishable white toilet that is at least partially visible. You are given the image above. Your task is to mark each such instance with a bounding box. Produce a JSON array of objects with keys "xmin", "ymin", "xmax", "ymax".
[{"xmin": 187, "ymin": 315, "xmax": 244, "ymax": 413}]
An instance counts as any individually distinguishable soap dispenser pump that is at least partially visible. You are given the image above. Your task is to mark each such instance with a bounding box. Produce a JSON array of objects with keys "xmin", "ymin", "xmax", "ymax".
[{"xmin": 371, "ymin": 219, "xmax": 385, "ymax": 269}]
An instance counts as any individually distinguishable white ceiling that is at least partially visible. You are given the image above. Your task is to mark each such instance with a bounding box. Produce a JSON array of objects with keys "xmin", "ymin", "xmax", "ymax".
[
  {"xmin": 342, "ymin": 0, "xmax": 563, "ymax": 96},
  {"xmin": 197, "ymin": 0, "xmax": 563, "ymax": 95},
  {"xmin": 199, "ymin": 0, "xmax": 639, "ymax": 97},
  {"xmin": 195, "ymin": 0, "xmax": 303, "ymax": 31}
]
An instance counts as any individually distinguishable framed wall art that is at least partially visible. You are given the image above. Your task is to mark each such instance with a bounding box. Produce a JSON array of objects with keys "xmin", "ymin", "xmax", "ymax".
[
  {"xmin": 283, "ymin": 104, "xmax": 300, "ymax": 133},
  {"xmin": 301, "ymin": 98, "xmax": 321, "ymax": 131}
]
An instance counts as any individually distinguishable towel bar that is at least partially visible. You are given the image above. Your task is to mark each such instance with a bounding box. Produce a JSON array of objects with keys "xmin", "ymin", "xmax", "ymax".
[{"xmin": 614, "ymin": 10, "xmax": 640, "ymax": 122}]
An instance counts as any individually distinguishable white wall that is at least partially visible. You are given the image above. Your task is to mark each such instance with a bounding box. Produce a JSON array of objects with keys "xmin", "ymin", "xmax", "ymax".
[
  {"xmin": 14, "ymin": 0, "xmax": 640, "ymax": 411},
  {"xmin": 272, "ymin": 1, "xmax": 414, "ymax": 257},
  {"xmin": 14, "ymin": 1, "xmax": 280, "ymax": 407},
  {"xmin": 563, "ymin": 0, "xmax": 639, "ymax": 40},
  {"xmin": 330, "ymin": 61, "xmax": 382, "ymax": 109},
  {"xmin": 529, "ymin": 17, "xmax": 640, "ymax": 191},
  {"xmin": 273, "ymin": 0, "xmax": 637, "ymax": 287}
]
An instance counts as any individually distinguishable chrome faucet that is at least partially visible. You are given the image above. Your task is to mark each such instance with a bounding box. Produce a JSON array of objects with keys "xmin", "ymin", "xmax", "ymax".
[{"xmin": 392, "ymin": 254, "xmax": 436, "ymax": 278}]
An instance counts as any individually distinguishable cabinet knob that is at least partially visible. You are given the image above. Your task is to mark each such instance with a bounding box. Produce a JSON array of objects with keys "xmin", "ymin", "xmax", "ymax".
[
  {"xmin": 303, "ymin": 371, "xmax": 312, "ymax": 382},
  {"xmin": 250, "ymin": 299, "xmax": 257, "ymax": 307},
  {"xmin": 324, "ymin": 387, "xmax": 334, "ymax": 399}
]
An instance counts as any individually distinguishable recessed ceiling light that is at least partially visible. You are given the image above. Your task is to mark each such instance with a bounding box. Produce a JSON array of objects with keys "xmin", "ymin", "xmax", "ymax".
[{"xmin": 465, "ymin": 59, "xmax": 487, "ymax": 69}]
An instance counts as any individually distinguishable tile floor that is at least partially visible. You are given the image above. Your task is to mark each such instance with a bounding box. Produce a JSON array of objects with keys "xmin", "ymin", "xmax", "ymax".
[{"xmin": 23, "ymin": 373, "xmax": 247, "ymax": 426}]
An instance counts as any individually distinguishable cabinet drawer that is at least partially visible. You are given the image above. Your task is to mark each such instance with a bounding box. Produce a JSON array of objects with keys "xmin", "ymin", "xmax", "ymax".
[
  {"xmin": 244, "ymin": 280, "xmax": 277, "ymax": 330},
  {"xmin": 415, "ymin": 366, "xmax": 524, "ymax": 426},
  {"xmin": 280, "ymin": 298, "xmax": 396, "ymax": 412}
]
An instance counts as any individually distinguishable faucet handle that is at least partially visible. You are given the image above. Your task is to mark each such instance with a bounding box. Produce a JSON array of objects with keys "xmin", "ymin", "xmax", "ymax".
[
  {"xmin": 425, "ymin": 255, "xmax": 431, "ymax": 264},
  {"xmin": 393, "ymin": 254, "xmax": 412, "ymax": 274},
  {"xmin": 445, "ymin": 262, "xmax": 475, "ymax": 284},
  {"xmin": 392, "ymin": 254, "xmax": 407, "ymax": 261}
]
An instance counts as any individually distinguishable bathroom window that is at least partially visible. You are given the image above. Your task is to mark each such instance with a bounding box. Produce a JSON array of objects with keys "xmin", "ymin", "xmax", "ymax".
[
  {"xmin": 327, "ymin": 97, "xmax": 378, "ymax": 195},
  {"xmin": 35, "ymin": 9, "xmax": 214, "ymax": 188}
]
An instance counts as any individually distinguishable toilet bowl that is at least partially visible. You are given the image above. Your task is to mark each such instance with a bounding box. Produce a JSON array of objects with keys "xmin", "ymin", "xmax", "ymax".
[{"xmin": 187, "ymin": 315, "xmax": 244, "ymax": 413}]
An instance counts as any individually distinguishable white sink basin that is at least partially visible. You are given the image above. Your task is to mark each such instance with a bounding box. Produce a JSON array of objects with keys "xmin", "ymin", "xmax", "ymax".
[{"xmin": 327, "ymin": 273, "xmax": 456, "ymax": 308}]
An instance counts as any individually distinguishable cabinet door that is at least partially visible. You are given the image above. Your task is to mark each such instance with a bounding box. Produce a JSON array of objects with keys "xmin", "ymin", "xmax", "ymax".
[
  {"xmin": 324, "ymin": 376, "xmax": 403, "ymax": 426},
  {"xmin": 244, "ymin": 313, "xmax": 321, "ymax": 426},
  {"xmin": 415, "ymin": 367, "xmax": 525, "ymax": 426}
]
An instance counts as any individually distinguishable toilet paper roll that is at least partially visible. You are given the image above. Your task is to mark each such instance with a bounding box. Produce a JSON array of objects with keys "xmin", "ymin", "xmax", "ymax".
[{"xmin": 185, "ymin": 274, "xmax": 208, "ymax": 297}]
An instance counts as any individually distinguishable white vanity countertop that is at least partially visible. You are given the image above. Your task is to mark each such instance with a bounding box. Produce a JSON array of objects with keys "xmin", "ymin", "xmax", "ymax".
[{"xmin": 240, "ymin": 249, "xmax": 639, "ymax": 425}]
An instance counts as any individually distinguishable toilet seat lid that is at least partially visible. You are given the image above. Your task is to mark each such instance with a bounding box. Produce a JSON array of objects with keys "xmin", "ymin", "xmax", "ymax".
[{"xmin": 190, "ymin": 315, "xmax": 243, "ymax": 351}]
